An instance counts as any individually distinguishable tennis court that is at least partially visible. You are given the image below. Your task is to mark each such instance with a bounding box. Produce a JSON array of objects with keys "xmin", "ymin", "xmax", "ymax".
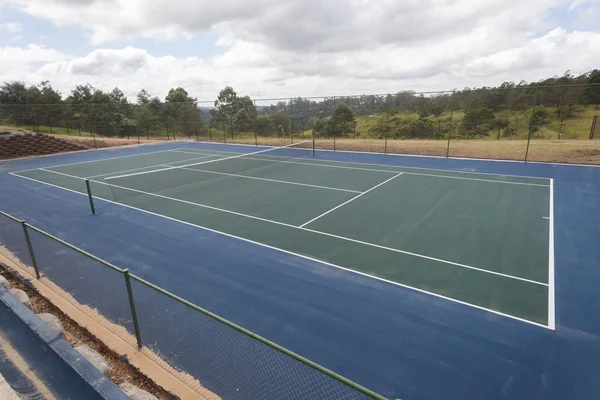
[{"xmin": 11, "ymin": 143, "xmax": 554, "ymax": 328}]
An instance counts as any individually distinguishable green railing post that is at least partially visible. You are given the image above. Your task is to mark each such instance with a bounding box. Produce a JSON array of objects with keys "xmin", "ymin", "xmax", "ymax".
[
  {"xmin": 123, "ymin": 269, "xmax": 143, "ymax": 349},
  {"xmin": 524, "ymin": 87, "xmax": 539, "ymax": 163},
  {"xmin": 85, "ymin": 180, "xmax": 96, "ymax": 215},
  {"xmin": 21, "ymin": 221, "xmax": 40, "ymax": 279}
]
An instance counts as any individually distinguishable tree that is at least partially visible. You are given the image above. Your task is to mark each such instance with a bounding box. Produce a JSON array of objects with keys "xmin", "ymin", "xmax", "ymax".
[
  {"xmin": 529, "ymin": 105, "xmax": 548, "ymax": 132},
  {"xmin": 165, "ymin": 87, "xmax": 197, "ymax": 135},
  {"xmin": 109, "ymin": 87, "xmax": 128, "ymax": 105},
  {"xmin": 584, "ymin": 70, "xmax": 600, "ymax": 108},
  {"xmin": 332, "ymin": 103, "xmax": 355, "ymax": 136},
  {"xmin": 137, "ymin": 89, "xmax": 151, "ymax": 105},
  {"xmin": 254, "ymin": 115, "xmax": 274, "ymax": 136},
  {"xmin": 271, "ymin": 112, "xmax": 291, "ymax": 137},
  {"xmin": 0, "ymin": 81, "xmax": 28, "ymax": 104},
  {"xmin": 214, "ymin": 87, "xmax": 256, "ymax": 137},
  {"xmin": 165, "ymin": 87, "xmax": 196, "ymax": 103},
  {"xmin": 406, "ymin": 118, "xmax": 436, "ymax": 138},
  {"xmin": 461, "ymin": 107, "xmax": 496, "ymax": 137}
]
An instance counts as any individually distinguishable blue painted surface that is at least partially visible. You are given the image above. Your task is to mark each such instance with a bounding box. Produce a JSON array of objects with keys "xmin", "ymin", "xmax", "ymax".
[
  {"xmin": 0, "ymin": 142, "xmax": 599, "ymax": 399},
  {"xmin": 0, "ymin": 285, "xmax": 129, "ymax": 400}
]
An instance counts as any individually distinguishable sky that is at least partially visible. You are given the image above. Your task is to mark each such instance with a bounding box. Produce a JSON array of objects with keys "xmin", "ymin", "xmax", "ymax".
[{"xmin": 0, "ymin": 0, "xmax": 599, "ymax": 102}]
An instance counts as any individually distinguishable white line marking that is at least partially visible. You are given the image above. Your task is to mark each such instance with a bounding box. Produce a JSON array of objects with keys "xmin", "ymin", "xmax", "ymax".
[
  {"xmin": 31, "ymin": 168, "xmax": 548, "ymax": 286},
  {"xmin": 8, "ymin": 171, "xmax": 553, "ymax": 329},
  {"xmin": 84, "ymin": 154, "xmax": 223, "ymax": 179},
  {"xmin": 543, "ymin": 217, "xmax": 550, "ymax": 220},
  {"xmin": 548, "ymin": 179, "xmax": 555, "ymax": 330},
  {"xmin": 108, "ymin": 141, "xmax": 309, "ymax": 180},
  {"xmin": 190, "ymin": 140, "xmax": 600, "ymax": 168},
  {"xmin": 169, "ymin": 149, "xmax": 550, "ymax": 187},
  {"xmin": 12, "ymin": 148, "xmax": 175, "ymax": 173},
  {"xmin": 0, "ymin": 140, "xmax": 166, "ymax": 166},
  {"xmin": 300, "ymin": 174, "xmax": 402, "ymax": 227},
  {"xmin": 168, "ymin": 166, "xmax": 363, "ymax": 194}
]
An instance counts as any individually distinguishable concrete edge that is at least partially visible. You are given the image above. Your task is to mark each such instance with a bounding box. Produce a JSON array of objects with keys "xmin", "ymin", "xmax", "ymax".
[{"xmin": 0, "ymin": 285, "xmax": 130, "ymax": 400}]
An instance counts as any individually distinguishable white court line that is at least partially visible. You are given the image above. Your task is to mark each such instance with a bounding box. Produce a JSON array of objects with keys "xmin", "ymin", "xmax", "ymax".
[
  {"xmin": 169, "ymin": 165, "xmax": 362, "ymax": 194},
  {"xmin": 548, "ymin": 179, "xmax": 555, "ymax": 330},
  {"xmin": 32, "ymin": 168, "xmax": 548, "ymax": 287},
  {"xmin": 85, "ymin": 154, "xmax": 223, "ymax": 179},
  {"xmin": 300, "ymin": 174, "xmax": 402, "ymax": 227},
  {"xmin": 108, "ymin": 141, "xmax": 309, "ymax": 180},
  {"xmin": 188, "ymin": 140, "xmax": 600, "ymax": 168},
  {"xmin": 8, "ymin": 171, "xmax": 552, "ymax": 329},
  {"xmin": 168, "ymin": 149, "xmax": 550, "ymax": 187},
  {"xmin": 12, "ymin": 147, "xmax": 176, "ymax": 174}
]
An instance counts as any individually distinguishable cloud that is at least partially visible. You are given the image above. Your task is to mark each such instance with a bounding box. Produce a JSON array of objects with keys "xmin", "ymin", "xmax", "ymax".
[
  {"xmin": 0, "ymin": 22, "xmax": 22, "ymax": 33},
  {"xmin": 0, "ymin": 0, "xmax": 599, "ymax": 99}
]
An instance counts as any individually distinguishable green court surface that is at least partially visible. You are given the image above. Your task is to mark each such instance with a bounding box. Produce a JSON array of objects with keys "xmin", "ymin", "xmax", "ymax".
[{"xmin": 12, "ymin": 147, "xmax": 553, "ymax": 327}]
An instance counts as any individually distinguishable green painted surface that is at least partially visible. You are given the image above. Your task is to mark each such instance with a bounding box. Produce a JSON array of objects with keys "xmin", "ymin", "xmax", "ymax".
[
  {"xmin": 16, "ymin": 150, "xmax": 551, "ymax": 325},
  {"xmin": 306, "ymin": 174, "xmax": 549, "ymax": 283}
]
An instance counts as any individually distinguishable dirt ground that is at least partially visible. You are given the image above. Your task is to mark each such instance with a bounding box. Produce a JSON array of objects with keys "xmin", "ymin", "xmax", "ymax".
[
  {"xmin": 226, "ymin": 137, "xmax": 600, "ymax": 165},
  {"xmin": 3, "ymin": 125, "xmax": 599, "ymax": 164},
  {"xmin": 0, "ymin": 267, "xmax": 174, "ymax": 399}
]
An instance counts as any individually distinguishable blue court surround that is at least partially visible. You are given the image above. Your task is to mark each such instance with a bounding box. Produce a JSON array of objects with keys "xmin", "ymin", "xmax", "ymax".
[{"xmin": 0, "ymin": 142, "xmax": 598, "ymax": 400}]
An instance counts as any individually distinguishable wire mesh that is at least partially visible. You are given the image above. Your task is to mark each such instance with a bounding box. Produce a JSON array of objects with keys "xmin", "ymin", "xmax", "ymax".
[
  {"xmin": 0, "ymin": 211, "xmax": 384, "ymax": 399},
  {"xmin": 129, "ymin": 276, "xmax": 374, "ymax": 400},
  {"xmin": 25, "ymin": 227, "xmax": 138, "ymax": 347},
  {"xmin": 0, "ymin": 213, "xmax": 35, "ymax": 276}
]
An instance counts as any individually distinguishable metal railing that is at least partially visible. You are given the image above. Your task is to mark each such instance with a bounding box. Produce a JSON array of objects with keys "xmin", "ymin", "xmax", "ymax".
[{"xmin": 0, "ymin": 210, "xmax": 386, "ymax": 400}]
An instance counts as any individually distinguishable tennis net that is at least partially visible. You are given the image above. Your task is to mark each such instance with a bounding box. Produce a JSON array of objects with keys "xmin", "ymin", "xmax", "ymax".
[{"xmin": 96, "ymin": 142, "xmax": 312, "ymax": 203}]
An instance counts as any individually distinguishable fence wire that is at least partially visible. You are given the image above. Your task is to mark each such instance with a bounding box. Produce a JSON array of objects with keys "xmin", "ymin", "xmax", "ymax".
[{"xmin": 0, "ymin": 211, "xmax": 385, "ymax": 400}]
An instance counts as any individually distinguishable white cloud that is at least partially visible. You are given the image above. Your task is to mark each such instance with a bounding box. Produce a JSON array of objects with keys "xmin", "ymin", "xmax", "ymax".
[
  {"xmin": 0, "ymin": 0, "xmax": 599, "ymax": 99},
  {"xmin": 0, "ymin": 22, "xmax": 22, "ymax": 33}
]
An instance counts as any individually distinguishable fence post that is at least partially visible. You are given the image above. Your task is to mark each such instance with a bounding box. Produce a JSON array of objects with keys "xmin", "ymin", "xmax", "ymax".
[
  {"xmin": 446, "ymin": 96, "xmax": 455, "ymax": 158},
  {"xmin": 312, "ymin": 133, "xmax": 315, "ymax": 157},
  {"xmin": 559, "ymin": 117, "xmax": 564, "ymax": 139},
  {"xmin": 524, "ymin": 87, "xmax": 539, "ymax": 163},
  {"xmin": 92, "ymin": 129, "xmax": 98, "ymax": 149},
  {"xmin": 384, "ymin": 136, "xmax": 388, "ymax": 154},
  {"xmin": 123, "ymin": 269, "xmax": 143, "ymax": 349},
  {"xmin": 590, "ymin": 116, "xmax": 597, "ymax": 139},
  {"xmin": 21, "ymin": 221, "xmax": 40, "ymax": 279}
]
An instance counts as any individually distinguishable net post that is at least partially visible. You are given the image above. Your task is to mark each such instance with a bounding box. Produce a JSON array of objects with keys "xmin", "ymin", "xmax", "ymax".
[
  {"xmin": 255, "ymin": 131, "xmax": 257, "ymax": 146},
  {"xmin": 312, "ymin": 133, "xmax": 315, "ymax": 157},
  {"xmin": 384, "ymin": 136, "xmax": 388, "ymax": 154},
  {"xmin": 85, "ymin": 179, "xmax": 96, "ymax": 215},
  {"xmin": 123, "ymin": 269, "xmax": 143, "ymax": 349},
  {"xmin": 224, "ymin": 129, "xmax": 227, "ymax": 144},
  {"xmin": 20, "ymin": 221, "xmax": 40, "ymax": 279}
]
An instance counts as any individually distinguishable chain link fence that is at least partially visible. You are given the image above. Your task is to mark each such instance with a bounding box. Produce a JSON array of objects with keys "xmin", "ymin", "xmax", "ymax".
[
  {"xmin": 1, "ymin": 83, "xmax": 598, "ymax": 163},
  {"xmin": 0, "ymin": 210, "xmax": 385, "ymax": 400}
]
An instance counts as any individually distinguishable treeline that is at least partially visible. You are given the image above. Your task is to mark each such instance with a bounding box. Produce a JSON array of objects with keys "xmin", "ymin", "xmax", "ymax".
[{"xmin": 0, "ymin": 69, "xmax": 599, "ymax": 139}]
